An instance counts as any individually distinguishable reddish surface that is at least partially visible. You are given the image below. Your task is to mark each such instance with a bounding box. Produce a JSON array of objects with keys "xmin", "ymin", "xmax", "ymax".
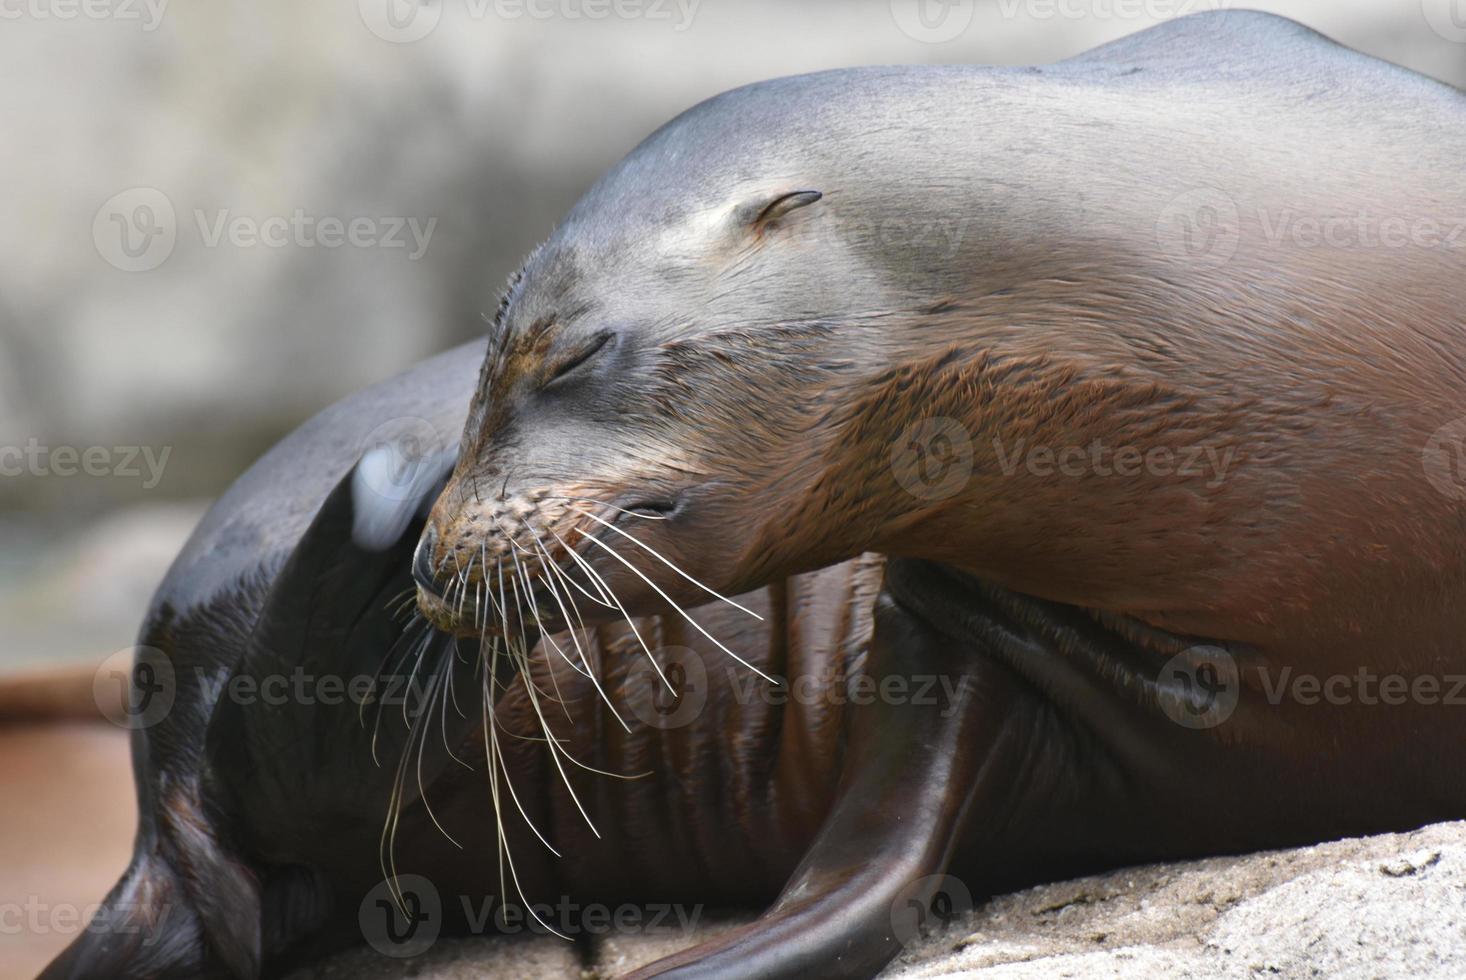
[{"xmin": 0, "ymin": 723, "xmax": 135, "ymax": 980}]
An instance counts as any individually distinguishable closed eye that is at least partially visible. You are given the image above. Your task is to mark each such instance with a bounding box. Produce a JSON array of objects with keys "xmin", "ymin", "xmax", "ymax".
[{"xmin": 545, "ymin": 331, "xmax": 613, "ymax": 386}]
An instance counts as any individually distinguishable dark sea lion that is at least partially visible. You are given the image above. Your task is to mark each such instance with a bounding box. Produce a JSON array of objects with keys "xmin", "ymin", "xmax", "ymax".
[
  {"xmin": 35, "ymin": 338, "xmax": 887, "ymax": 979},
  {"xmin": 412, "ymin": 9, "xmax": 1466, "ymax": 979},
  {"xmin": 35, "ymin": 341, "xmax": 482, "ymax": 980}
]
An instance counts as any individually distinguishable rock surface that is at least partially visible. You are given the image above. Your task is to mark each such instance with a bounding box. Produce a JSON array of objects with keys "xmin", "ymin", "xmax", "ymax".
[{"xmin": 295, "ymin": 820, "xmax": 1466, "ymax": 978}]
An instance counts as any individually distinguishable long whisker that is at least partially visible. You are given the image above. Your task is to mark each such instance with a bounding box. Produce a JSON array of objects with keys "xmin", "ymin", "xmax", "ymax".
[
  {"xmin": 512, "ymin": 558, "xmax": 578, "ymax": 727},
  {"xmin": 523, "ymin": 530, "xmax": 631, "ymax": 733},
  {"xmin": 509, "ymin": 531, "xmax": 595, "ymax": 686},
  {"xmin": 445, "ymin": 633, "xmax": 469, "ymax": 721},
  {"xmin": 371, "ymin": 625, "xmax": 433, "ymax": 765},
  {"xmin": 572, "ymin": 506, "xmax": 762, "ymax": 619},
  {"xmin": 479, "ymin": 661, "xmax": 572, "ymax": 940},
  {"xmin": 399, "ymin": 624, "xmax": 436, "ymax": 730},
  {"xmin": 415, "ymin": 667, "xmax": 464, "ymax": 848},
  {"xmin": 509, "ymin": 513, "xmax": 615, "ymax": 609},
  {"xmin": 575, "ymin": 531, "xmax": 779, "ymax": 684},
  {"xmin": 520, "ymin": 520, "xmax": 604, "ymax": 634},
  {"xmin": 381, "ymin": 631, "xmax": 453, "ymax": 909},
  {"xmin": 363, "ymin": 616, "xmax": 430, "ymax": 735},
  {"xmin": 547, "ymin": 526, "xmax": 674, "ymax": 693},
  {"xmin": 483, "ymin": 662, "xmax": 562, "ymax": 857},
  {"xmin": 503, "ymin": 566, "xmax": 558, "ymax": 706},
  {"xmin": 439, "ymin": 646, "xmax": 473, "ymax": 768},
  {"xmin": 513, "ymin": 625, "xmax": 602, "ymax": 840}
]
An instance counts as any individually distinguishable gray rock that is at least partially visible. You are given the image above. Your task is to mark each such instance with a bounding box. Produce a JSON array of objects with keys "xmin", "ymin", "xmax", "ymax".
[{"xmin": 302, "ymin": 821, "xmax": 1466, "ymax": 978}]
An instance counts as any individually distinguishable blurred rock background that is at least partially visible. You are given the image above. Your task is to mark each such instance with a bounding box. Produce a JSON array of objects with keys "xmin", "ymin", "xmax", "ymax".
[{"xmin": 0, "ymin": 0, "xmax": 1461, "ymax": 672}]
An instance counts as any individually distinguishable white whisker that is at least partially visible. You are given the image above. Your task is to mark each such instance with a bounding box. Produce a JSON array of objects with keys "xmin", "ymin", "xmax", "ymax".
[
  {"xmin": 572, "ymin": 506, "xmax": 762, "ymax": 619},
  {"xmin": 547, "ymin": 526, "xmax": 674, "ymax": 693},
  {"xmin": 576, "ymin": 531, "xmax": 778, "ymax": 684}
]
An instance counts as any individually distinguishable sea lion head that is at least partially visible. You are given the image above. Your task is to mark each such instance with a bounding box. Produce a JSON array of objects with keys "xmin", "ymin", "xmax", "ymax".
[
  {"xmin": 413, "ymin": 81, "xmax": 977, "ymax": 635},
  {"xmin": 416, "ymin": 196, "xmax": 842, "ymax": 634},
  {"xmin": 415, "ymin": 75, "xmax": 1017, "ymax": 637}
]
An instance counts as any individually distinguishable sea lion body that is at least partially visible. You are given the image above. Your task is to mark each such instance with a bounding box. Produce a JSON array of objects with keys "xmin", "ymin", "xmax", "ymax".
[{"xmin": 415, "ymin": 10, "xmax": 1466, "ymax": 977}]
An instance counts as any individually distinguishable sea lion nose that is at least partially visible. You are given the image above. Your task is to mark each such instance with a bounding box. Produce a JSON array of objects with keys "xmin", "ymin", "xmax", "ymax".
[{"xmin": 413, "ymin": 525, "xmax": 446, "ymax": 599}]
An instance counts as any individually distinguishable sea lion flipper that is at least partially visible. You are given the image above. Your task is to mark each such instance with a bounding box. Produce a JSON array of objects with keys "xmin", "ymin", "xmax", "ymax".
[
  {"xmin": 204, "ymin": 444, "xmax": 466, "ymax": 842},
  {"xmin": 624, "ymin": 590, "xmax": 1017, "ymax": 980}
]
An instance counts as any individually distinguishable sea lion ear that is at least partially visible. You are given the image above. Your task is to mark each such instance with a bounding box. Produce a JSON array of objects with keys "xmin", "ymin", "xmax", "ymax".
[{"xmin": 739, "ymin": 189, "xmax": 823, "ymax": 233}]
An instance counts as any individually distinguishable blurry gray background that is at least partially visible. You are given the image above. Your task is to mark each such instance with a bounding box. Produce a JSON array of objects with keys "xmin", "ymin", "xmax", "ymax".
[{"xmin": 1, "ymin": 0, "xmax": 1461, "ymax": 671}]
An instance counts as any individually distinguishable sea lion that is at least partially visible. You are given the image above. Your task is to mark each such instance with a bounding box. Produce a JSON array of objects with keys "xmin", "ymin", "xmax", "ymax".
[
  {"xmin": 35, "ymin": 338, "xmax": 892, "ymax": 980},
  {"xmin": 412, "ymin": 9, "xmax": 1466, "ymax": 979}
]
